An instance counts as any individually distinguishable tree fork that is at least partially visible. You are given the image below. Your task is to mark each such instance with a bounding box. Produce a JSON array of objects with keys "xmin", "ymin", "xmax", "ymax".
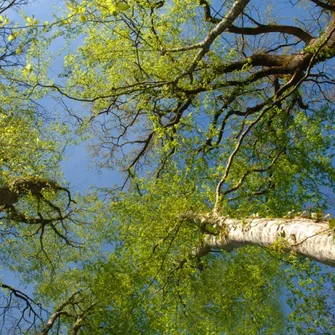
[{"xmin": 0, "ymin": 176, "xmax": 73, "ymax": 207}]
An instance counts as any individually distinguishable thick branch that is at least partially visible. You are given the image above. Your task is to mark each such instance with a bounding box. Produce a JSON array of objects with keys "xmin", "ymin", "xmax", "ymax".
[
  {"xmin": 217, "ymin": 53, "xmax": 308, "ymax": 74},
  {"xmin": 199, "ymin": 0, "xmax": 221, "ymax": 23},
  {"xmin": 0, "ymin": 177, "xmax": 73, "ymax": 207},
  {"xmin": 309, "ymin": 0, "xmax": 335, "ymax": 11},
  {"xmin": 175, "ymin": 0, "xmax": 250, "ymax": 81},
  {"xmin": 227, "ymin": 24, "xmax": 313, "ymax": 44}
]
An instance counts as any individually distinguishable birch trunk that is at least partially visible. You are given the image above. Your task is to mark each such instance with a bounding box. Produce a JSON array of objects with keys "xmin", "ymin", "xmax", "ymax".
[{"xmin": 193, "ymin": 215, "xmax": 335, "ymax": 267}]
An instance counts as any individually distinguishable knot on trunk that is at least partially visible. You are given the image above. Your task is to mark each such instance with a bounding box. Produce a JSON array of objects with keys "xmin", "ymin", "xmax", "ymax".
[{"xmin": 179, "ymin": 211, "xmax": 224, "ymax": 235}]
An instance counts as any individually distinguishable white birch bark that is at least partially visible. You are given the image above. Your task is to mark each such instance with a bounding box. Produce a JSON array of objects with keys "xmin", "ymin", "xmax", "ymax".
[
  {"xmin": 194, "ymin": 216, "xmax": 335, "ymax": 267},
  {"xmin": 176, "ymin": 0, "xmax": 250, "ymax": 80}
]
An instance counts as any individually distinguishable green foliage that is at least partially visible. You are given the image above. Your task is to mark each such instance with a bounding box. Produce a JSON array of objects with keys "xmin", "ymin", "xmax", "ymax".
[
  {"xmin": 0, "ymin": 0, "xmax": 334, "ymax": 334},
  {"xmin": 32, "ymin": 172, "xmax": 287, "ymax": 334},
  {"xmin": 285, "ymin": 258, "xmax": 335, "ymax": 334},
  {"xmin": 51, "ymin": 0, "xmax": 334, "ymax": 217}
]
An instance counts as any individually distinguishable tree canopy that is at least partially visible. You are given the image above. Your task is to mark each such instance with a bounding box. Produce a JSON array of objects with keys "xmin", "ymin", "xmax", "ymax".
[{"xmin": 0, "ymin": 0, "xmax": 334, "ymax": 334}]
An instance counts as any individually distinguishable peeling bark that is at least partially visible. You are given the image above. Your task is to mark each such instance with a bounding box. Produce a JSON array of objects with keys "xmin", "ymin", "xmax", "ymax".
[{"xmin": 187, "ymin": 214, "xmax": 335, "ymax": 267}]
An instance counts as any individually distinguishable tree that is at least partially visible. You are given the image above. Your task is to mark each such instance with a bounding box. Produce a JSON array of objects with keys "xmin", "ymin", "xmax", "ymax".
[
  {"xmin": 0, "ymin": 2, "xmax": 85, "ymax": 332},
  {"xmin": 0, "ymin": 0, "xmax": 335, "ymax": 334}
]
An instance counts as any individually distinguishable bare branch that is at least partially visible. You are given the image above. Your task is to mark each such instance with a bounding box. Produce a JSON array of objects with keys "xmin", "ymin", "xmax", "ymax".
[{"xmin": 227, "ymin": 24, "xmax": 313, "ymax": 44}]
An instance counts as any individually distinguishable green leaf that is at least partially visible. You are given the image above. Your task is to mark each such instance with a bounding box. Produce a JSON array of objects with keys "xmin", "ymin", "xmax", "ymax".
[{"xmin": 117, "ymin": 3, "xmax": 130, "ymax": 11}]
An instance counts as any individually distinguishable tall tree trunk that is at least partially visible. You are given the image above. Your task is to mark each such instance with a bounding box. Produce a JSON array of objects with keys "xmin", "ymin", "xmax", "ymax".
[{"xmin": 190, "ymin": 215, "xmax": 335, "ymax": 267}]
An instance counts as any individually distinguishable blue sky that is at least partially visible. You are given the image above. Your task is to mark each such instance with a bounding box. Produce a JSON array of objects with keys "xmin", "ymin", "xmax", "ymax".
[
  {"xmin": 12, "ymin": 0, "xmax": 124, "ymax": 192},
  {"xmin": 1, "ymin": 1, "xmax": 334, "ymax": 332},
  {"xmin": 18, "ymin": 0, "xmax": 334, "ymax": 203}
]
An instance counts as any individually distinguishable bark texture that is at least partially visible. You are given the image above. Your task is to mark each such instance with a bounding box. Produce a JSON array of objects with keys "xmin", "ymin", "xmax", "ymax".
[{"xmin": 189, "ymin": 214, "xmax": 335, "ymax": 267}]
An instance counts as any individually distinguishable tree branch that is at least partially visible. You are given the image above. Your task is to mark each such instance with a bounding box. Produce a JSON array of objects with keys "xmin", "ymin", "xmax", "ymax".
[
  {"xmin": 174, "ymin": 0, "xmax": 250, "ymax": 82},
  {"xmin": 309, "ymin": 0, "xmax": 335, "ymax": 11},
  {"xmin": 181, "ymin": 214, "xmax": 335, "ymax": 267},
  {"xmin": 39, "ymin": 291, "xmax": 82, "ymax": 335},
  {"xmin": 227, "ymin": 24, "xmax": 313, "ymax": 44}
]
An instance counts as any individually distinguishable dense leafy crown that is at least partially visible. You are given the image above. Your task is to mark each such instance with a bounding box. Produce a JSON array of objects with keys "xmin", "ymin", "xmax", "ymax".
[{"xmin": 0, "ymin": 0, "xmax": 334, "ymax": 334}]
